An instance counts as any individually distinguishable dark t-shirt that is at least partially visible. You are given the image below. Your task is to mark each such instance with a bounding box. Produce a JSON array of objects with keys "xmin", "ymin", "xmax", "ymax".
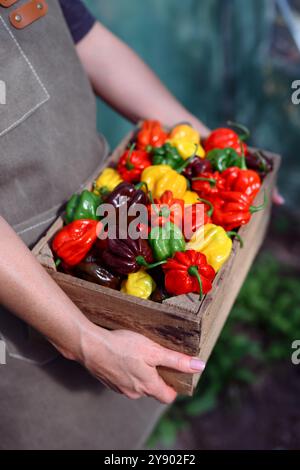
[{"xmin": 59, "ymin": 0, "xmax": 95, "ymax": 44}]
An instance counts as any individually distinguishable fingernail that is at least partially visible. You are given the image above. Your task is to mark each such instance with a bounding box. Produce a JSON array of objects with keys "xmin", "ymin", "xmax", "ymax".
[{"xmin": 190, "ymin": 358, "xmax": 206, "ymax": 371}]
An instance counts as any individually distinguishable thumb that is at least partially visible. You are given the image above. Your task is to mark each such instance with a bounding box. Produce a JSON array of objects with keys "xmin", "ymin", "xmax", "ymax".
[{"xmin": 155, "ymin": 347, "xmax": 206, "ymax": 374}]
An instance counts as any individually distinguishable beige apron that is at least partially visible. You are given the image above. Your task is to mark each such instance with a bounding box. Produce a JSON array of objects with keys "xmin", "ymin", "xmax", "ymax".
[{"xmin": 0, "ymin": 0, "xmax": 165, "ymax": 449}]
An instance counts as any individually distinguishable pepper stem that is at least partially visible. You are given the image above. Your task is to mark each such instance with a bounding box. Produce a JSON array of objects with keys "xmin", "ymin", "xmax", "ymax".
[
  {"xmin": 197, "ymin": 197, "xmax": 214, "ymax": 218},
  {"xmin": 254, "ymin": 151, "xmax": 268, "ymax": 173},
  {"xmin": 177, "ymin": 145, "xmax": 199, "ymax": 174},
  {"xmin": 148, "ymin": 191, "xmax": 160, "ymax": 217},
  {"xmin": 136, "ymin": 256, "xmax": 166, "ymax": 270},
  {"xmin": 227, "ymin": 121, "xmax": 250, "ymax": 142},
  {"xmin": 188, "ymin": 265, "xmax": 203, "ymax": 300},
  {"xmin": 192, "ymin": 177, "xmax": 216, "ymax": 187},
  {"xmin": 226, "ymin": 231, "xmax": 244, "ymax": 248},
  {"xmin": 250, "ymin": 191, "xmax": 268, "ymax": 214},
  {"xmin": 126, "ymin": 143, "xmax": 136, "ymax": 170},
  {"xmin": 55, "ymin": 258, "xmax": 61, "ymax": 268},
  {"xmin": 239, "ymin": 137, "xmax": 248, "ymax": 170},
  {"xmin": 135, "ymin": 181, "xmax": 149, "ymax": 192}
]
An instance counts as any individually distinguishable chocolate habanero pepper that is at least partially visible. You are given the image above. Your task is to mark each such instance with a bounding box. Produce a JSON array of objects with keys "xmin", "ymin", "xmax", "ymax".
[
  {"xmin": 103, "ymin": 181, "xmax": 149, "ymax": 230},
  {"xmin": 149, "ymin": 222, "xmax": 186, "ymax": 262},
  {"xmin": 101, "ymin": 236, "xmax": 163, "ymax": 276},
  {"xmin": 74, "ymin": 253, "xmax": 121, "ymax": 290},
  {"xmin": 65, "ymin": 190, "xmax": 101, "ymax": 224},
  {"xmin": 117, "ymin": 144, "xmax": 151, "ymax": 183},
  {"xmin": 246, "ymin": 150, "xmax": 273, "ymax": 177},
  {"xmin": 136, "ymin": 120, "xmax": 168, "ymax": 151},
  {"xmin": 204, "ymin": 123, "xmax": 249, "ymax": 156},
  {"xmin": 212, "ymin": 191, "xmax": 267, "ymax": 231},
  {"xmin": 163, "ymin": 250, "xmax": 215, "ymax": 299},
  {"xmin": 52, "ymin": 219, "xmax": 100, "ymax": 267},
  {"xmin": 182, "ymin": 156, "xmax": 212, "ymax": 181}
]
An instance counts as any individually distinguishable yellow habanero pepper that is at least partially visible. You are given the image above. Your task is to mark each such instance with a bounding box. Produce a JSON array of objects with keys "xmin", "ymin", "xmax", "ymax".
[
  {"xmin": 93, "ymin": 168, "xmax": 123, "ymax": 195},
  {"xmin": 141, "ymin": 165, "xmax": 187, "ymax": 199},
  {"xmin": 183, "ymin": 190, "xmax": 200, "ymax": 205},
  {"xmin": 168, "ymin": 124, "xmax": 205, "ymax": 160},
  {"xmin": 186, "ymin": 224, "xmax": 232, "ymax": 272},
  {"xmin": 121, "ymin": 270, "xmax": 156, "ymax": 300}
]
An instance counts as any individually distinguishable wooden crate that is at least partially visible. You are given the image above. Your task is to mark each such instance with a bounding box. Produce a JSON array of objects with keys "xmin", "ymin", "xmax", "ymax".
[{"xmin": 33, "ymin": 130, "xmax": 281, "ymax": 395}]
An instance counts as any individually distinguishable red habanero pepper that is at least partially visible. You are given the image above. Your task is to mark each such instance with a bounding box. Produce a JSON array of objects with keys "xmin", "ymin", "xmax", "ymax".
[
  {"xmin": 163, "ymin": 250, "xmax": 215, "ymax": 299},
  {"xmin": 222, "ymin": 167, "xmax": 261, "ymax": 202},
  {"xmin": 149, "ymin": 190, "xmax": 185, "ymax": 228},
  {"xmin": 52, "ymin": 219, "xmax": 100, "ymax": 267},
  {"xmin": 212, "ymin": 191, "xmax": 267, "ymax": 231},
  {"xmin": 192, "ymin": 171, "xmax": 225, "ymax": 198},
  {"xmin": 117, "ymin": 144, "xmax": 151, "ymax": 183},
  {"xmin": 204, "ymin": 124, "xmax": 249, "ymax": 156},
  {"xmin": 136, "ymin": 120, "xmax": 168, "ymax": 151}
]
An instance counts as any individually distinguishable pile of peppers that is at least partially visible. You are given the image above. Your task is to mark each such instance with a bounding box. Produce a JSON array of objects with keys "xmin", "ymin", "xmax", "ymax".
[{"xmin": 52, "ymin": 120, "xmax": 272, "ymax": 301}]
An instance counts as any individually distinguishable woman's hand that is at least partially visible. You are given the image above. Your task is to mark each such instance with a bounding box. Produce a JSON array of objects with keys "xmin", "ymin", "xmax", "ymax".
[{"xmin": 78, "ymin": 323, "xmax": 205, "ymax": 404}]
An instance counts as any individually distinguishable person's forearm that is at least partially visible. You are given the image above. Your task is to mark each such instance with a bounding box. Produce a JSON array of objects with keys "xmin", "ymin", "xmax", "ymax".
[
  {"xmin": 0, "ymin": 216, "xmax": 107, "ymax": 360},
  {"xmin": 76, "ymin": 22, "xmax": 210, "ymax": 137}
]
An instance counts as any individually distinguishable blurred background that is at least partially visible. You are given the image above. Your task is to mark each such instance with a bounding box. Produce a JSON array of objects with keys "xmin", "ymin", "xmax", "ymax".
[{"xmin": 84, "ymin": 0, "xmax": 300, "ymax": 450}]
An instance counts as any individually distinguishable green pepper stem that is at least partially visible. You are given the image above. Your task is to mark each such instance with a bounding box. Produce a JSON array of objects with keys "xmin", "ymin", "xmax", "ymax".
[
  {"xmin": 55, "ymin": 258, "xmax": 61, "ymax": 268},
  {"xmin": 226, "ymin": 231, "xmax": 244, "ymax": 248},
  {"xmin": 197, "ymin": 197, "xmax": 214, "ymax": 218},
  {"xmin": 135, "ymin": 181, "xmax": 149, "ymax": 192},
  {"xmin": 148, "ymin": 191, "xmax": 160, "ymax": 217},
  {"xmin": 188, "ymin": 265, "xmax": 203, "ymax": 300},
  {"xmin": 227, "ymin": 121, "xmax": 250, "ymax": 142},
  {"xmin": 126, "ymin": 143, "xmax": 136, "ymax": 170},
  {"xmin": 136, "ymin": 256, "xmax": 166, "ymax": 270},
  {"xmin": 192, "ymin": 177, "xmax": 216, "ymax": 187},
  {"xmin": 254, "ymin": 151, "xmax": 268, "ymax": 173},
  {"xmin": 250, "ymin": 191, "xmax": 268, "ymax": 214},
  {"xmin": 177, "ymin": 144, "xmax": 199, "ymax": 174}
]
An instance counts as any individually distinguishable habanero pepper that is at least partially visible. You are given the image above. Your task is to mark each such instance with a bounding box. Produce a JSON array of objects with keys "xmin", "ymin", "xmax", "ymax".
[
  {"xmin": 121, "ymin": 270, "xmax": 156, "ymax": 300},
  {"xmin": 74, "ymin": 252, "xmax": 121, "ymax": 290},
  {"xmin": 192, "ymin": 171, "xmax": 225, "ymax": 198},
  {"xmin": 168, "ymin": 124, "xmax": 205, "ymax": 159},
  {"xmin": 212, "ymin": 191, "xmax": 267, "ymax": 231},
  {"xmin": 182, "ymin": 156, "xmax": 212, "ymax": 181},
  {"xmin": 204, "ymin": 123, "xmax": 249, "ymax": 156},
  {"xmin": 206, "ymin": 148, "xmax": 245, "ymax": 172},
  {"xmin": 163, "ymin": 250, "xmax": 215, "ymax": 299},
  {"xmin": 136, "ymin": 120, "xmax": 168, "ymax": 151},
  {"xmin": 222, "ymin": 166, "xmax": 261, "ymax": 202},
  {"xmin": 65, "ymin": 190, "xmax": 101, "ymax": 224},
  {"xmin": 117, "ymin": 144, "xmax": 151, "ymax": 183},
  {"xmin": 141, "ymin": 165, "xmax": 187, "ymax": 199},
  {"xmin": 150, "ymin": 143, "xmax": 185, "ymax": 170},
  {"xmin": 186, "ymin": 223, "xmax": 234, "ymax": 272},
  {"xmin": 101, "ymin": 236, "xmax": 162, "ymax": 276},
  {"xmin": 149, "ymin": 221, "xmax": 186, "ymax": 262},
  {"xmin": 52, "ymin": 219, "xmax": 100, "ymax": 267},
  {"xmin": 93, "ymin": 168, "xmax": 123, "ymax": 196},
  {"xmin": 149, "ymin": 190, "xmax": 185, "ymax": 228}
]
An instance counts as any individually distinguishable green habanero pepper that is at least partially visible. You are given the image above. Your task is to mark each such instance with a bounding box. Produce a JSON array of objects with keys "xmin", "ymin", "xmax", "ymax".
[
  {"xmin": 65, "ymin": 189, "xmax": 102, "ymax": 224},
  {"xmin": 149, "ymin": 221, "xmax": 186, "ymax": 262},
  {"xmin": 206, "ymin": 148, "xmax": 247, "ymax": 172},
  {"xmin": 151, "ymin": 143, "xmax": 186, "ymax": 170}
]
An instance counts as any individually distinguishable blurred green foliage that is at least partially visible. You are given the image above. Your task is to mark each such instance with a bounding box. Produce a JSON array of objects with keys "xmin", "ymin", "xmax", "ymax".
[
  {"xmin": 149, "ymin": 254, "xmax": 300, "ymax": 447},
  {"xmin": 84, "ymin": 0, "xmax": 300, "ymax": 207}
]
